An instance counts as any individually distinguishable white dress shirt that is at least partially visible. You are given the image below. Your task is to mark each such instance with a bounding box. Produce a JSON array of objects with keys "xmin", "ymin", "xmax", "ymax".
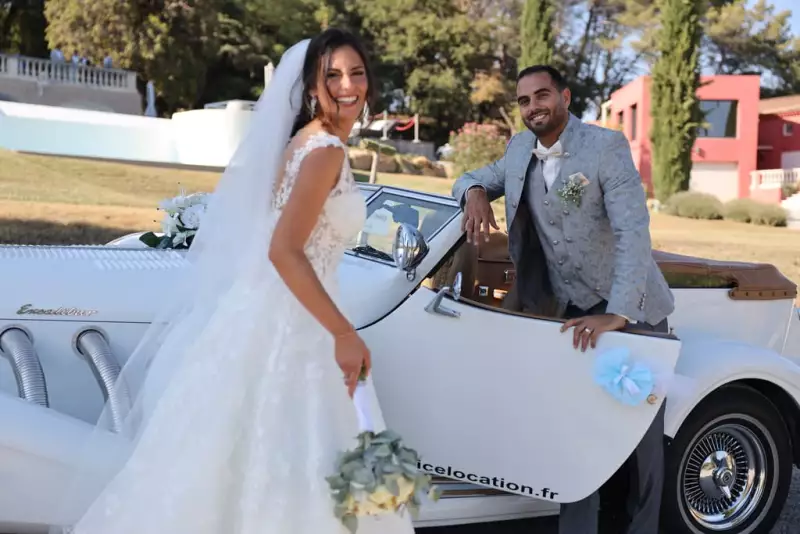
[{"xmin": 532, "ymin": 139, "xmax": 563, "ymax": 191}]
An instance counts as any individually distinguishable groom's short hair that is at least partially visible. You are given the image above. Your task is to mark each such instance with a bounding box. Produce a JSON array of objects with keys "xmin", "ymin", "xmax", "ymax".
[{"xmin": 517, "ymin": 65, "xmax": 568, "ymax": 91}]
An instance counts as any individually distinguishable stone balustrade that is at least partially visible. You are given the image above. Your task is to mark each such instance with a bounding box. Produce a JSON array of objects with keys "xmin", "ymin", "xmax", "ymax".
[
  {"xmin": 750, "ymin": 168, "xmax": 800, "ymax": 190},
  {"xmin": 0, "ymin": 53, "xmax": 137, "ymax": 93}
]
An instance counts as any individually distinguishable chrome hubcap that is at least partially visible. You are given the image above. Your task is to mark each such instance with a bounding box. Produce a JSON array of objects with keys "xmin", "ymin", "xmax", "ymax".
[{"xmin": 682, "ymin": 422, "xmax": 769, "ymax": 530}]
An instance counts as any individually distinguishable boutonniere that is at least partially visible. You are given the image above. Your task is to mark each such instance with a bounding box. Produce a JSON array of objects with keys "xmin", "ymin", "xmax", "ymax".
[{"xmin": 556, "ymin": 172, "xmax": 590, "ymax": 207}]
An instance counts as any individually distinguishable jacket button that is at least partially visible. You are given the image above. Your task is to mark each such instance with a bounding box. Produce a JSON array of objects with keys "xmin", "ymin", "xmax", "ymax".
[
  {"xmin": 512, "ymin": 200, "xmax": 517, "ymax": 208},
  {"xmin": 552, "ymin": 239, "xmax": 559, "ymax": 245},
  {"xmin": 564, "ymin": 279, "xmax": 571, "ymax": 284},
  {"xmin": 563, "ymin": 210, "xmax": 569, "ymax": 215},
  {"xmin": 544, "ymin": 200, "xmax": 550, "ymax": 206},
  {"xmin": 566, "ymin": 237, "xmax": 573, "ymax": 243},
  {"xmin": 549, "ymin": 220, "xmax": 555, "ymax": 225}
]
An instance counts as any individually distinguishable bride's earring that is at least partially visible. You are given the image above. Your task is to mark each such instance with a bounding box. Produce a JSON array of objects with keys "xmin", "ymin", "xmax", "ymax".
[
  {"xmin": 309, "ymin": 95, "xmax": 317, "ymax": 117},
  {"xmin": 361, "ymin": 103, "xmax": 370, "ymax": 123}
]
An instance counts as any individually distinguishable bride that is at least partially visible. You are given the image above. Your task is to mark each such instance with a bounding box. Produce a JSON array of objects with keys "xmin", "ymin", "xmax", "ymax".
[{"xmin": 51, "ymin": 28, "xmax": 416, "ymax": 534}]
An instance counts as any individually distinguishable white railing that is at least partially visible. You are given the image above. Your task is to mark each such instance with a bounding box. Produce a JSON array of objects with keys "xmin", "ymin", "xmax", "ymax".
[
  {"xmin": 750, "ymin": 168, "xmax": 800, "ymax": 189},
  {"xmin": 0, "ymin": 54, "xmax": 137, "ymax": 93}
]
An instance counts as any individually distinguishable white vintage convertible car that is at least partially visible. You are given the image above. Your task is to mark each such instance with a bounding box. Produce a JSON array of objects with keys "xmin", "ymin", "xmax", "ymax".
[{"xmin": 1, "ymin": 183, "xmax": 799, "ymax": 534}]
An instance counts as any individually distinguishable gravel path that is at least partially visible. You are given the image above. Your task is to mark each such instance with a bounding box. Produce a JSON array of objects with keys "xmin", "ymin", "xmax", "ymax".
[{"xmin": 421, "ymin": 468, "xmax": 800, "ymax": 533}]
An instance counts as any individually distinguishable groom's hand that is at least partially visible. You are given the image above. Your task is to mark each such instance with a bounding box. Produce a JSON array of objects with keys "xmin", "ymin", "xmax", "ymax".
[
  {"xmin": 561, "ymin": 314, "xmax": 627, "ymax": 352},
  {"xmin": 462, "ymin": 187, "xmax": 498, "ymax": 244}
]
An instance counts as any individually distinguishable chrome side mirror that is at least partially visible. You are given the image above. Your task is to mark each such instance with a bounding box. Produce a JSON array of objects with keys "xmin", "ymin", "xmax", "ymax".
[{"xmin": 392, "ymin": 223, "xmax": 429, "ymax": 274}]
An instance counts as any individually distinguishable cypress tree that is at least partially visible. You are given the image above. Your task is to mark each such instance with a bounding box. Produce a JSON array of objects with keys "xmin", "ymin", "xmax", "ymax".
[
  {"xmin": 649, "ymin": 0, "xmax": 704, "ymax": 201},
  {"xmin": 518, "ymin": 0, "xmax": 555, "ymax": 130},
  {"xmin": 520, "ymin": 0, "xmax": 555, "ymax": 68}
]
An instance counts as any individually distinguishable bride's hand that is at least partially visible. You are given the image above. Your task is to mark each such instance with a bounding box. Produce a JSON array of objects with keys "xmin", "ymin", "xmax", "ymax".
[{"xmin": 334, "ymin": 330, "xmax": 372, "ymax": 397}]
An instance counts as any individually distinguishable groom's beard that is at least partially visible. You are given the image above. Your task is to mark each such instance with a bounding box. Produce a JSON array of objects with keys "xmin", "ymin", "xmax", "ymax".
[{"xmin": 523, "ymin": 108, "xmax": 567, "ymax": 137}]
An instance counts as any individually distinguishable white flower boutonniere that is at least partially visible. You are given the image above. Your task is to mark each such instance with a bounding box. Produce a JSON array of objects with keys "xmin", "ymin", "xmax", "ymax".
[{"xmin": 556, "ymin": 172, "xmax": 590, "ymax": 207}]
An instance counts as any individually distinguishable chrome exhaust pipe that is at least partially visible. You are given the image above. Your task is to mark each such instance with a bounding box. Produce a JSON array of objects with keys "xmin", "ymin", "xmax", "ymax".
[
  {"xmin": 76, "ymin": 329, "xmax": 131, "ymax": 433},
  {"xmin": 0, "ymin": 327, "xmax": 49, "ymax": 407}
]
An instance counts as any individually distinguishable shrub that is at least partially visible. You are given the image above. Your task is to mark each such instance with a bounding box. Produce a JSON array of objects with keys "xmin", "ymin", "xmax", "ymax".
[
  {"xmin": 664, "ymin": 191, "xmax": 723, "ymax": 220},
  {"xmin": 722, "ymin": 198, "xmax": 788, "ymax": 227},
  {"xmin": 750, "ymin": 202, "xmax": 788, "ymax": 227},
  {"xmin": 722, "ymin": 198, "xmax": 754, "ymax": 223},
  {"xmin": 782, "ymin": 182, "xmax": 798, "ymax": 199},
  {"xmin": 447, "ymin": 122, "xmax": 508, "ymax": 178}
]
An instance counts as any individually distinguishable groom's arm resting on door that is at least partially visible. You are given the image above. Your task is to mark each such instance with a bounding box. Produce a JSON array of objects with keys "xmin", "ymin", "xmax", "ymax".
[
  {"xmin": 452, "ymin": 135, "xmax": 515, "ymax": 243},
  {"xmin": 598, "ymin": 130, "xmax": 652, "ymax": 321},
  {"xmin": 268, "ymin": 146, "xmax": 355, "ymax": 338},
  {"xmin": 451, "ymin": 136, "xmax": 513, "ymax": 207}
]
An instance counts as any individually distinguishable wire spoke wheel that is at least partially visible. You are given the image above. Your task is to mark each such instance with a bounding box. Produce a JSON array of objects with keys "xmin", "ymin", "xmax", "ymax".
[{"xmin": 680, "ymin": 419, "xmax": 771, "ymax": 531}]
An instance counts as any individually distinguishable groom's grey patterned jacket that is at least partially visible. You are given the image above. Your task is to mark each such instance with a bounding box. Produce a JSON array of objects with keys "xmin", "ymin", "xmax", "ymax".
[{"xmin": 452, "ymin": 114, "xmax": 674, "ymax": 326}]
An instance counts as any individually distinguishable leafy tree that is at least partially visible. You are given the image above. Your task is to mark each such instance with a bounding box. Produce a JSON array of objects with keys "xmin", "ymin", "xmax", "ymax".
[
  {"xmin": 649, "ymin": 0, "xmax": 703, "ymax": 201},
  {"xmin": 44, "ymin": 0, "xmax": 222, "ymax": 114},
  {"xmin": 0, "ymin": 0, "xmax": 48, "ymax": 57},
  {"xmin": 702, "ymin": 0, "xmax": 799, "ymax": 96},
  {"xmin": 520, "ymin": 0, "xmax": 555, "ymax": 68},
  {"xmin": 347, "ymin": 0, "xmax": 494, "ymax": 146},
  {"xmin": 42, "ymin": 0, "xmax": 320, "ymax": 114},
  {"xmin": 465, "ymin": 0, "xmax": 521, "ymax": 132}
]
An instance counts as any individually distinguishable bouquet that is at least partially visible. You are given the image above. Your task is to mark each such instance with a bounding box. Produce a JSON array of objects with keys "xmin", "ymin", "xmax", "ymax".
[
  {"xmin": 327, "ymin": 371, "xmax": 440, "ymax": 533},
  {"xmin": 139, "ymin": 189, "xmax": 211, "ymax": 249}
]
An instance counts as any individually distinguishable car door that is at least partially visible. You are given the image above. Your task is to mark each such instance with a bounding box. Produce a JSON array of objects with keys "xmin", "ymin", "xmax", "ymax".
[{"xmin": 359, "ymin": 284, "xmax": 681, "ymax": 504}]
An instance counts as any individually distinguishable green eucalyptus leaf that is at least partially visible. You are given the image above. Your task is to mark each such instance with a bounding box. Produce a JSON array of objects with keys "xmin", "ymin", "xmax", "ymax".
[
  {"xmin": 386, "ymin": 477, "xmax": 400, "ymax": 496},
  {"xmin": 138, "ymin": 232, "xmax": 161, "ymax": 248},
  {"xmin": 373, "ymin": 444, "xmax": 392, "ymax": 458},
  {"xmin": 342, "ymin": 514, "xmax": 358, "ymax": 534}
]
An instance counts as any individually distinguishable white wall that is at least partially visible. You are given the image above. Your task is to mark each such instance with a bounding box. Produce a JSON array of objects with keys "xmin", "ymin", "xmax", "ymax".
[
  {"xmin": 689, "ymin": 161, "xmax": 740, "ymax": 202},
  {"xmin": 0, "ymin": 100, "xmax": 255, "ymax": 168}
]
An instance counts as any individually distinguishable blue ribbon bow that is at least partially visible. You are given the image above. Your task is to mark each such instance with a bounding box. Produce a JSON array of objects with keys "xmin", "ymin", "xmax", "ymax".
[{"xmin": 592, "ymin": 347, "xmax": 654, "ymax": 406}]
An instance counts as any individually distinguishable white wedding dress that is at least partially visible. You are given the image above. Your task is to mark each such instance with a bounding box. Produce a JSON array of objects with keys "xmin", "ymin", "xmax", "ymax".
[{"xmin": 61, "ymin": 131, "xmax": 416, "ymax": 534}]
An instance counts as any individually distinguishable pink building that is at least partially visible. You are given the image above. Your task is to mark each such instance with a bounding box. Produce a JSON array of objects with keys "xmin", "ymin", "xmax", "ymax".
[
  {"xmin": 750, "ymin": 95, "xmax": 800, "ymax": 204},
  {"xmin": 602, "ymin": 74, "xmax": 762, "ymax": 201}
]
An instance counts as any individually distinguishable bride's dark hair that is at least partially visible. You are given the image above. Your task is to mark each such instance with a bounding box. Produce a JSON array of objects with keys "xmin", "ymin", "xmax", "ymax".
[{"xmin": 290, "ymin": 28, "xmax": 376, "ymax": 137}]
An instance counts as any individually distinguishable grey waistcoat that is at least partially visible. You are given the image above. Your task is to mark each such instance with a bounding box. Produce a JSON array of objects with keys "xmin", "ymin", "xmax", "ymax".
[{"xmin": 525, "ymin": 159, "xmax": 603, "ymax": 312}]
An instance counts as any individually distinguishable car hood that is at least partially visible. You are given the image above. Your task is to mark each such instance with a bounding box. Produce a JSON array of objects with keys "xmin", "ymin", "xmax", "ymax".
[{"xmin": 0, "ymin": 246, "xmax": 402, "ymax": 329}]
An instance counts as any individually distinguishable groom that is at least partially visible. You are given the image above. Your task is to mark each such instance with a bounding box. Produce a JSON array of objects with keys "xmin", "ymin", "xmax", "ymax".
[{"xmin": 451, "ymin": 65, "xmax": 675, "ymax": 533}]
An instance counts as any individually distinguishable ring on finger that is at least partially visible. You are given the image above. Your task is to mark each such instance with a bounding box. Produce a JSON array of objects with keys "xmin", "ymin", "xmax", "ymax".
[{"xmin": 583, "ymin": 327, "xmax": 594, "ymax": 333}]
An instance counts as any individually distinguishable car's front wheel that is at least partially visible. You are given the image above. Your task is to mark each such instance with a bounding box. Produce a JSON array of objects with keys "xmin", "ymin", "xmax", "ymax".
[{"xmin": 662, "ymin": 384, "xmax": 793, "ymax": 533}]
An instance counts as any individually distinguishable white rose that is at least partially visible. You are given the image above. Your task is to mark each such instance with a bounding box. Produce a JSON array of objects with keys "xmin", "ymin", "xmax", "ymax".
[
  {"xmin": 180, "ymin": 204, "xmax": 206, "ymax": 229},
  {"xmin": 161, "ymin": 214, "xmax": 179, "ymax": 236},
  {"xmin": 173, "ymin": 231, "xmax": 192, "ymax": 247},
  {"xmin": 186, "ymin": 192, "xmax": 208, "ymax": 207}
]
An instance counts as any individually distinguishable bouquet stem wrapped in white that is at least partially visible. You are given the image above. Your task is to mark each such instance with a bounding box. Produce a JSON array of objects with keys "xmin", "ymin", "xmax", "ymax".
[{"xmin": 327, "ymin": 372, "xmax": 440, "ymax": 533}]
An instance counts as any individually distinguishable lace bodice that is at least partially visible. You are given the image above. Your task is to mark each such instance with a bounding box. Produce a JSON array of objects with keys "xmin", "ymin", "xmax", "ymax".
[{"xmin": 273, "ymin": 131, "xmax": 366, "ymax": 282}]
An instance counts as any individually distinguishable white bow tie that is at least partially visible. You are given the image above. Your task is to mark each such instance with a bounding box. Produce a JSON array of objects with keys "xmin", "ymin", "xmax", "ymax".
[{"xmin": 532, "ymin": 146, "xmax": 563, "ymax": 160}]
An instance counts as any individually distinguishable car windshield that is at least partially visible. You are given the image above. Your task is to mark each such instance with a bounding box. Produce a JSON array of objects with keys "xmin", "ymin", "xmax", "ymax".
[{"xmin": 347, "ymin": 188, "xmax": 460, "ymax": 263}]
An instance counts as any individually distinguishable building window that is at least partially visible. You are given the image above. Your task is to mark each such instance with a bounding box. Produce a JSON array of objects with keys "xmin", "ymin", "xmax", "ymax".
[
  {"xmin": 617, "ymin": 110, "xmax": 624, "ymax": 132},
  {"xmin": 697, "ymin": 100, "xmax": 738, "ymax": 138},
  {"xmin": 631, "ymin": 104, "xmax": 638, "ymax": 140},
  {"xmin": 784, "ymin": 123, "xmax": 794, "ymax": 137}
]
